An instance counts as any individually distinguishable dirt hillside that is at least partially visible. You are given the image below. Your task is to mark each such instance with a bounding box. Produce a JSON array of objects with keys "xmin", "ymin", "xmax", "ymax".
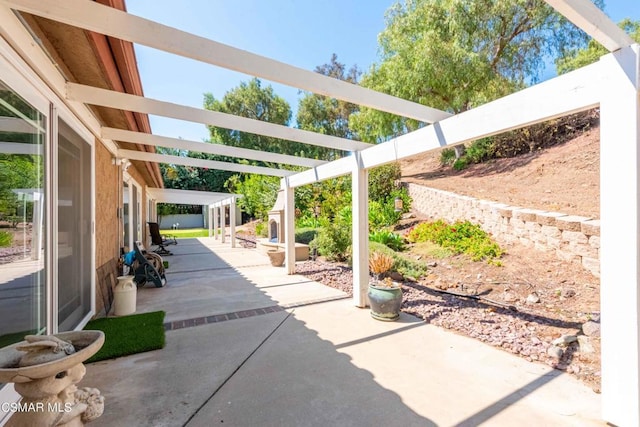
[{"xmin": 400, "ymin": 125, "xmax": 600, "ymax": 219}]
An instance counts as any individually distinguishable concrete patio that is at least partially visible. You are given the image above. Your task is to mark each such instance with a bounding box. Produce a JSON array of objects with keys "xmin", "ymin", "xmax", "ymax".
[{"xmin": 84, "ymin": 237, "xmax": 603, "ymax": 426}]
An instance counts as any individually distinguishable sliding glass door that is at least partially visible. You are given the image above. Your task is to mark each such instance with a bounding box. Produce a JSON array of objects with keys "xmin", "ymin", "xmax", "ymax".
[
  {"xmin": 57, "ymin": 119, "xmax": 92, "ymax": 331},
  {"xmin": 0, "ymin": 79, "xmax": 47, "ymax": 347}
]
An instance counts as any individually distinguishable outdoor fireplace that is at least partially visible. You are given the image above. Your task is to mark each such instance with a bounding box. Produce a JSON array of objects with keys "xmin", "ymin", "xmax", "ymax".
[{"xmin": 267, "ymin": 190, "xmax": 284, "ymax": 243}]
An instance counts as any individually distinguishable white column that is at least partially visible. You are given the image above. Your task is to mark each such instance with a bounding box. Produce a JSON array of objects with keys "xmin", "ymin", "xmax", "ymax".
[
  {"xmin": 283, "ymin": 180, "xmax": 296, "ymax": 274},
  {"xmin": 230, "ymin": 198, "xmax": 236, "ymax": 248},
  {"xmin": 213, "ymin": 205, "xmax": 219, "ymax": 240},
  {"xmin": 352, "ymin": 152, "xmax": 369, "ymax": 307},
  {"xmin": 31, "ymin": 192, "xmax": 43, "ymax": 260},
  {"xmin": 208, "ymin": 205, "xmax": 213, "ymax": 237},
  {"xmin": 600, "ymin": 44, "xmax": 640, "ymax": 427},
  {"xmin": 221, "ymin": 205, "xmax": 226, "ymax": 244}
]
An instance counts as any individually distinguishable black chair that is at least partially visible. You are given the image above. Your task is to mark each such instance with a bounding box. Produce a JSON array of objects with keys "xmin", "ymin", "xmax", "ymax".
[
  {"xmin": 127, "ymin": 241, "xmax": 166, "ymax": 288},
  {"xmin": 147, "ymin": 222, "xmax": 176, "ymax": 256}
]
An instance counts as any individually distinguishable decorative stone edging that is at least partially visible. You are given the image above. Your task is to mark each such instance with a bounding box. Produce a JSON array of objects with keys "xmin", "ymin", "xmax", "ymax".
[{"xmin": 406, "ymin": 183, "xmax": 600, "ymax": 277}]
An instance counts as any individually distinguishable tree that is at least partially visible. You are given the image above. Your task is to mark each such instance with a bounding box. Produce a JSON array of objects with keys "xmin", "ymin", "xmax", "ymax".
[
  {"xmin": 204, "ymin": 78, "xmax": 302, "ymax": 162},
  {"xmin": 202, "ymin": 79, "xmax": 299, "ymax": 219},
  {"xmin": 350, "ymin": 0, "xmax": 601, "ymax": 143},
  {"xmin": 556, "ymin": 19, "xmax": 640, "ymax": 74},
  {"xmin": 296, "ymin": 54, "xmax": 361, "ymax": 160}
]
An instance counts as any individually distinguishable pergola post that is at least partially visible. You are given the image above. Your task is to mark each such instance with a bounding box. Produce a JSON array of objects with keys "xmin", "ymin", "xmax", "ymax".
[
  {"xmin": 220, "ymin": 205, "xmax": 226, "ymax": 244},
  {"xmin": 230, "ymin": 197, "xmax": 236, "ymax": 248},
  {"xmin": 600, "ymin": 44, "xmax": 640, "ymax": 427},
  {"xmin": 283, "ymin": 180, "xmax": 295, "ymax": 275},
  {"xmin": 352, "ymin": 152, "xmax": 369, "ymax": 307},
  {"xmin": 208, "ymin": 205, "xmax": 213, "ymax": 237},
  {"xmin": 213, "ymin": 204, "xmax": 219, "ymax": 240}
]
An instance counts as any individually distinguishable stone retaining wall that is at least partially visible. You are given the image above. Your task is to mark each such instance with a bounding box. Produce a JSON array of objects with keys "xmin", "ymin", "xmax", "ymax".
[{"xmin": 406, "ymin": 183, "xmax": 600, "ymax": 277}]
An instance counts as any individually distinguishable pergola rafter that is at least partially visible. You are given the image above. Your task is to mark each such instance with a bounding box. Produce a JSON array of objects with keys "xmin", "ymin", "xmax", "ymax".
[
  {"xmin": 102, "ymin": 127, "xmax": 326, "ymax": 169},
  {"xmin": 68, "ymin": 83, "xmax": 371, "ymax": 152},
  {"xmin": 544, "ymin": 0, "xmax": 635, "ymax": 51},
  {"xmin": 118, "ymin": 149, "xmax": 293, "ymax": 177}
]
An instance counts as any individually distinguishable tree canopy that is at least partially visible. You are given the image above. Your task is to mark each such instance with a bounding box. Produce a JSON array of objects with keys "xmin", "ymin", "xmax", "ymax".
[
  {"xmin": 296, "ymin": 54, "xmax": 361, "ymax": 160},
  {"xmin": 556, "ymin": 18, "xmax": 640, "ymax": 74},
  {"xmin": 204, "ymin": 78, "xmax": 300, "ymax": 161},
  {"xmin": 350, "ymin": 0, "xmax": 601, "ymax": 143}
]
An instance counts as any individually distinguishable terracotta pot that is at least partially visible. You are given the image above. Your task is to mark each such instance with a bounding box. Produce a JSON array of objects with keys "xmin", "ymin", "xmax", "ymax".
[{"xmin": 267, "ymin": 250, "xmax": 285, "ymax": 267}]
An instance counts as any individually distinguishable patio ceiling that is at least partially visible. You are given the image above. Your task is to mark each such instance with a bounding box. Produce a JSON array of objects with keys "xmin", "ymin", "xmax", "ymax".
[{"xmin": 0, "ymin": 0, "xmax": 632, "ymax": 192}]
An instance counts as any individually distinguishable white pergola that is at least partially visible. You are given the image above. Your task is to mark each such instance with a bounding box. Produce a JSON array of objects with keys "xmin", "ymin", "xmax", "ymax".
[
  {"xmin": 145, "ymin": 188, "xmax": 241, "ymax": 247},
  {"xmin": 0, "ymin": 0, "xmax": 638, "ymax": 424}
]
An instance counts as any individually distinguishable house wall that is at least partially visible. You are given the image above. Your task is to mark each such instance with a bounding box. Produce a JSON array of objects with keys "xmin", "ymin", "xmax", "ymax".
[
  {"xmin": 406, "ymin": 183, "xmax": 600, "ymax": 277},
  {"xmin": 94, "ymin": 140, "xmax": 120, "ymax": 317},
  {"xmin": 95, "ymin": 140, "xmax": 120, "ymax": 269}
]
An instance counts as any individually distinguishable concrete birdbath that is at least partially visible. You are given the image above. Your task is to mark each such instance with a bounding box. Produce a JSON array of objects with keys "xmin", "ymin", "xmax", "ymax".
[{"xmin": 0, "ymin": 331, "xmax": 105, "ymax": 426}]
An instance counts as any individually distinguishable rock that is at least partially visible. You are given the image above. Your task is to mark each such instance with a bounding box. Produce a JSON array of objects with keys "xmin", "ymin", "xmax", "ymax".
[
  {"xmin": 503, "ymin": 292, "xmax": 518, "ymax": 303},
  {"xmin": 547, "ymin": 345, "xmax": 564, "ymax": 359},
  {"xmin": 561, "ymin": 288, "xmax": 576, "ymax": 298},
  {"xmin": 526, "ymin": 293, "xmax": 540, "ymax": 304},
  {"xmin": 582, "ymin": 320, "xmax": 600, "ymax": 337},
  {"xmin": 577, "ymin": 335, "xmax": 596, "ymax": 354},
  {"xmin": 552, "ymin": 335, "xmax": 578, "ymax": 347},
  {"xmin": 389, "ymin": 271, "xmax": 404, "ymax": 281}
]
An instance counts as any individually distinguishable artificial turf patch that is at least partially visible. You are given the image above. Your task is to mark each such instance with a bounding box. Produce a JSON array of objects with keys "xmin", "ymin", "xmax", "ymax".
[{"xmin": 83, "ymin": 311, "xmax": 166, "ymax": 363}]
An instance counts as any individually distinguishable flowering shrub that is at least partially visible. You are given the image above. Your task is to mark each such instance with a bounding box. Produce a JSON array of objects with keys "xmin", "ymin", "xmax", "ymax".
[{"xmin": 407, "ymin": 219, "xmax": 503, "ymax": 262}]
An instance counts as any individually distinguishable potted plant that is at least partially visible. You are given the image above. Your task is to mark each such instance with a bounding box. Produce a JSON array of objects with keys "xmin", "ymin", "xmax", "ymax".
[{"xmin": 368, "ymin": 251, "xmax": 403, "ymax": 321}]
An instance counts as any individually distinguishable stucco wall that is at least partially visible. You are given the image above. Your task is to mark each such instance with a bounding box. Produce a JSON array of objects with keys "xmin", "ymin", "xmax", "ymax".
[
  {"xmin": 407, "ymin": 183, "xmax": 600, "ymax": 277},
  {"xmin": 94, "ymin": 140, "xmax": 120, "ymax": 316},
  {"xmin": 95, "ymin": 140, "xmax": 120, "ymax": 269}
]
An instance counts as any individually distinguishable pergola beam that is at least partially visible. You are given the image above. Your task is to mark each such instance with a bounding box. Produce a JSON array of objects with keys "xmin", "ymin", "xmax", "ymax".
[
  {"xmin": 287, "ymin": 60, "xmax": 601, "ymax": 188},
  {"xmin": 4, "ymin": 0, "xmax": 451, "ymax": 124},
  {"xmin": 68, "ymin": 83, "xmax": 370, "ymax": 152},
  {"xmin": 118, "ymin": 148, "xmax": 292, "ymax": 177},
  {"xmin": 545, "ymin": 0, "xmax": 635, "ymax": 51},
  {"xmin": 146, "ymin": 188, "xmax": 240, "ymax": 205},
  {"xmin": 103, "ymin": 127, "xmax": 325, "ymax": 168}
]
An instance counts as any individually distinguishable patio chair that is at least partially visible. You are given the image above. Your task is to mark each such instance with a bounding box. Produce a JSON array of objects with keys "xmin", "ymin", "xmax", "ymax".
[
  {"xmin": 127, "ymin": 241, "xmax": 167, "ymax": 288},
  {"xmin": 147, "ymin": 222, "xmax": 176, "ymax": 256}
]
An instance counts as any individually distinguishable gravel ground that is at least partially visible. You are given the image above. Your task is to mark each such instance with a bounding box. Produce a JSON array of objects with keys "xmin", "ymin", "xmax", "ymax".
[{"xmin": 295, "ymin": 259, "xmax": 601, "ymax": 393}]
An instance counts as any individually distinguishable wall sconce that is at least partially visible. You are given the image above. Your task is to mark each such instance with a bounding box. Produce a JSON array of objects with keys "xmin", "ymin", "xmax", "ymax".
[
  {"xmin": 112, "ymin": 157, "xmax": 131, "ymax": 172},
  {"xmin": 394, "ymin": 197, "xmax": 403, "ymax": 212}
]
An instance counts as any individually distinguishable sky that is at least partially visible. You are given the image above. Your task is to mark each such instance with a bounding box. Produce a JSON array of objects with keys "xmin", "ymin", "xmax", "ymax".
[{"xmin": 126, "ymin": 0, "xmax": 640, "ymax": 143}]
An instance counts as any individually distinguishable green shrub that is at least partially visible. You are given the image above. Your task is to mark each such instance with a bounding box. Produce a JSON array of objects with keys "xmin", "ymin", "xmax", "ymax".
[
  {"xmin": 369, "ymin": 163, "xmax": 401, "ymax": 203},
  {"xmin": 452, "ymin": 157, "xmax": 469, "ymax": 170},
  {"xmin": 255, "ymin": 221, "xmax": 268, "ymax": 237},
  {"xmin": 369, "ymin": 200, "xmax": 402, "ymax": 229},
  {"xmin": 315, "ymin": 220, "xmax": 351, "ymax": 261},
  {"xmin": 0, "ymin": 231, "xmax": 12, "ymax": 247},
  {"xmin": 296, "ymin": 227, "xmax": 320, "ymax": 244},
  {"xmin": 407, "ymin": 219, "xmax": 503, "ymax": 262},
  {"xmin": 440, "ymin": 148, "xmax": 456, "ymax": 166},
  {"xmin": 465, "ymin": 138, "xmax": 494, "ymax": 164},
  {"xmin": 296, "ymin": 216, "xmax": 321, "ymax": 228},
  {"xmin": 369, "ymin": 230, "xmax": 405, "ymax": 252},
  {"xmin": 368, "ymin": 242, "xmax": 427, "ymax": 279},
  {"xmin": 391, "ymin": 253, "xmax": 427, "ymax": 279}
]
